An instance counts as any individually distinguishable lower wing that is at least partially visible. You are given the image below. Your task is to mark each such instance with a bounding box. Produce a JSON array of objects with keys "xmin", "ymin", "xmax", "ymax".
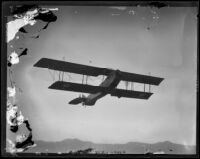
[
  {"xmin": 49, "ymin": 81, "xmax": 152, "ymax": 99},
  {"xmin": 48, "ymin": 81, "xmax": 106, "ymax": 94},
  {"xmin": 111, "ymin": 88, "xmax": 153, "ymax": 99}
]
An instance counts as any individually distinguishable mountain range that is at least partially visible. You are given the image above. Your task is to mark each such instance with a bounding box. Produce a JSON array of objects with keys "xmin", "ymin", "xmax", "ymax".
[{"xmin": 26, "ymin": 138, "xmax": 195, "ymax": 154}]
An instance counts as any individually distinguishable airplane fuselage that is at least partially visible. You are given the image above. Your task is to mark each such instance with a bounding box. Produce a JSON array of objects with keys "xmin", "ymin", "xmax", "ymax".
[{"xmin": 84, "ymin": 70, "xmax": 121, "ymax": 106}]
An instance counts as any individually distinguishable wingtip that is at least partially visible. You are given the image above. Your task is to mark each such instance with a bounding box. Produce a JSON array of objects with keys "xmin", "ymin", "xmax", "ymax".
[
  {"xmin": 33, "ymin": 58, "xmax": 49, "ymax": 67},
  {"xmin": 158, "ymin": 77, "xmax": 164, "ymax": 85},
  {"xmin": 48, "ymin": 81, "xmax": 62, "ymax": 89},
  {"xmin": 33, "ymin": 62, "xmax": 39, "ymax": 67},
  {"xmin": 33, "ymin": 58, "xmax": 43, "ymax": 67}
]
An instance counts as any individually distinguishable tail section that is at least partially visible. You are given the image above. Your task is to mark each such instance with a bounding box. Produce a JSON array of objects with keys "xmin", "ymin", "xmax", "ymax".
[{"xmin": 69, "ymin": 95, "xmax": 86, "ymax": 105}]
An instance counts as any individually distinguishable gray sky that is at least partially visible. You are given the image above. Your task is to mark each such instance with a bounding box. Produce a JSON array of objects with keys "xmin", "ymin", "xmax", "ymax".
[{"xmin": 7, "ymin": 6, "xmax": 197, "ymax": 146}]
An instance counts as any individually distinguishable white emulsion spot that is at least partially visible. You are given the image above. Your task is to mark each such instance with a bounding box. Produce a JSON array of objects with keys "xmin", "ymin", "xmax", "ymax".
[
  {"xmin": 7, "ymin": 7, "xmax": 58, "ymax": 43},
  {"xmin": 7, "ymin": 86, "xmax": 16, "ymax": 97},
  {"xmin": 8, "ymin": 51, "xmax": 19, "ymax": 65},
  {"xmin": 7, "ymin": 103, "xmax": 18, "ymax": 126}
]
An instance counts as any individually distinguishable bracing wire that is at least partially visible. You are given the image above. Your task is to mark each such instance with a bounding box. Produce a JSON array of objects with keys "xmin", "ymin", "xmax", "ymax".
[{"xmin": 48, "ymin": 69, "xmax": 55, "ymax": 81}]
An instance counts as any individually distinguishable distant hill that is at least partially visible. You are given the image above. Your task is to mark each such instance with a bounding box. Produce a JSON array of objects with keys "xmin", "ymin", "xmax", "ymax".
[{"xmin": 26, "ymin": 139, "xmax": 195, "ymax": 154}]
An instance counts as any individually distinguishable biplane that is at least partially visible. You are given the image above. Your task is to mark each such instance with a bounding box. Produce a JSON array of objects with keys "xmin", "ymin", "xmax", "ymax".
[{"xmin": 33, "ymin": 58, "xmax": 164, "ymax": 106}]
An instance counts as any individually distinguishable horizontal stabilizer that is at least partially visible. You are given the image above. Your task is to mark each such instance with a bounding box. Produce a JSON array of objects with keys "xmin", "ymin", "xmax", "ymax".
[{"xmin": 69, "ymin": 97, "xmax": 85, "ymax": 105}]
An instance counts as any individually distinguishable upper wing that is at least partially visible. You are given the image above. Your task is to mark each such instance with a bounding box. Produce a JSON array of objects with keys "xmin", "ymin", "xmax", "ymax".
[
  {"xmin": 119, "ymin": 71, "xmax": 164, "ymax": 85},
  {"xmin": 111, "ymin": 88, "xmax": 153, "ymax": 99},
  {"xmin": 34, "ymin": 58, "xmax": 108, "ymax": 76},
  {"xmin": 48, "ymin": 81, "xmax": 107, "ymax": 94},
  {"xmin": 34, "ymin": 58, "xmax": 163, "ymax": 85}
]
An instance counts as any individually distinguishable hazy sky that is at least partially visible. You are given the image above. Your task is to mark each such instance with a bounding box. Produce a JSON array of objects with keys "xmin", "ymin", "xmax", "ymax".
[{"xmin": 7, "ymin": 6, "xmax": 197, "ymax": 146}]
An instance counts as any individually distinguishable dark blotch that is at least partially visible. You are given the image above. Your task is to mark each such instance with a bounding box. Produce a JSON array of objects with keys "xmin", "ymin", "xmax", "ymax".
[
  {"xmin": 11, "ymin": 5, "xmax": 38, "ymax": 15},
  {"xmin": 8, "ymin": 62, "xmax": 12, "ymax": 67},
  {"xmin": 34, "ymin": 11, "xmax": 57, "ymax": 22},
  {"xmin": 10, "ymin": 125, "xmax": 19, "ymax": 133},
  {"xmin": 23, "ymin": 120, "xmax": 32, "ymax": 131},
  {"xmin": 32, "ymin": 35, "xmax": 40, "ymax": 38},
  {"xmin": 19, "ymin": 27, "xmax": 28, "ymax": 33},
  {"xmin": 15, "ymin": 132, "xmax": 34, "ymax": 149},
  {"xmin": 19, "ymin": 48, "xmax": 28, "ymax": 57},
  {"xmin": 149, "ymin": 2, "xmax": 167, "ymax": 8},
  {"xmin": 42, "ymin": 22, "xmax": 50, "ymax": 30}
]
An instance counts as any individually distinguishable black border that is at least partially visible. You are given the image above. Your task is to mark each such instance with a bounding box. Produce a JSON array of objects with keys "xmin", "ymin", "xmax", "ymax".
[{"xmin": 1, "ymin": 1, "xmax": 199, "ymax": 158}]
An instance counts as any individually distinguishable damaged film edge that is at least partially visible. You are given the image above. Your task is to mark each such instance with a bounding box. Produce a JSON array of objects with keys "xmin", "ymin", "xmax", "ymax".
[{"xmin": 6, "ymin": 4, "xmax": 58, "ymax": 154}]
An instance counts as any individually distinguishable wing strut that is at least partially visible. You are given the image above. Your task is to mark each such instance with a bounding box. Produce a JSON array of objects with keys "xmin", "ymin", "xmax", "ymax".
[
  {"xmin": 131, "ymin": 82, "xmax": 134, "ymax": 91},
  {"xmin": 149, "ymin": 72, "xmax": 151, "ymax": 93}
]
